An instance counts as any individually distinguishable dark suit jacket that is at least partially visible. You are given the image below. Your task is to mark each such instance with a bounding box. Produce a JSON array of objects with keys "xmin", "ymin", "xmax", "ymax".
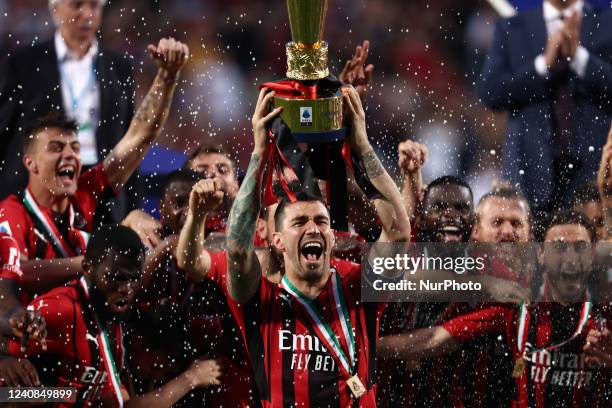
[
  {"xmin": 477, "ymin": 5, "xmax": 612, "ymax": 210},
  {"xmin": 0, "ymin": 38, "xmax": 142, "ymax": 223}
]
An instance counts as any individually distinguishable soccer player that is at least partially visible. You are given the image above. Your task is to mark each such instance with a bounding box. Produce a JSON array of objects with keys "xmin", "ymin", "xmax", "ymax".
[
  {"xmin": 0, "ymin": 37, "xmax": 189, "ymax": 295},
  {"xmin": 1, "ymin": 225, "xmax": 222, "ymax": 407},
  {"xmin": 139, "ymin": 171, "xmax": 257, "ymax": 407},
  {"xmin": 220, "ymin": 85, "xmax": 410, "ymax": 407},
  {"xmin": 378, "ymin": 210, "xmax": 612, "ymax": 408}
]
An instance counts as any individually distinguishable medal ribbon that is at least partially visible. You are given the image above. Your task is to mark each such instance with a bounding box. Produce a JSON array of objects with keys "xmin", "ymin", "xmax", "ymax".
[
  {"xmin": 516, "ymin": 301, "xmax": 592, "ymax": 358},
  {"xmin": 281, "ymin": 270, "xmax": 356, "ymax": 376},
  {"xmin": 22, "ymin": 189, "xmax": 89, "ymax": 257},
  {"xmin": 79, "ymin": 277, "xmax": 124, "ymax": 407}
]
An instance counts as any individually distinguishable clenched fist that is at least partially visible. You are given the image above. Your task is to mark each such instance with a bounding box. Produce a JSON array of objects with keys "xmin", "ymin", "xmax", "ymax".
[
  {"xmin": 398, "ymin": 140, "xmax": 428, "ymax": 175},
  {"xmin": 147, "ymin": 37, "xmax": 189, "ymax": 77},
  {"xmin": 189, "ymin": 178, "xmax": 225, "ymax": 216}
]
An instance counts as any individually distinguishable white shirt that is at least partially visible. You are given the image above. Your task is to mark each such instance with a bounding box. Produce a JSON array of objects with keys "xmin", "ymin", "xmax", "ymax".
[
  {"xmin": 55, "ymin": 31, "xmax": 101, "ymax": 165},
  {"xmin": 534, "ymin": 1, "xmax": 589, "ymax": 78}
]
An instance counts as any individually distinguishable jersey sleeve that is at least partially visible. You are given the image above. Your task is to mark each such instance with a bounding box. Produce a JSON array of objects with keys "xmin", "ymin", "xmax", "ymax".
[
  {"xmin": 0, "ymin": 234, "xmax": 23, "ymax": 282},
  {"xmin": 75, "ymin": 163, "xmax": 115, "ymax": 225},
  {"xmin": 7, "ymin": 293, "xmax": 77, "ymax": 357},
  {"xmin": 205, "ymin": 250, "xmax": 228, "ymax": 292},
  {"xmin": 0, "ymin": 197, "xmax": 32, "ymax": 258},
  {"xmin": 441, "ymin": 305, "xmax": 510, "ymax": 343}
]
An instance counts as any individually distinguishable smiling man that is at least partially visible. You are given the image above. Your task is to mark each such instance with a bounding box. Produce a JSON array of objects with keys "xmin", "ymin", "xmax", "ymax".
[
  {"xmin": 0, "ymin": 37, "xmax": 188, "ymax": 297},
  {"xmin": 1, "ymin": 225, "xmax": 222, "ymax": 407}
]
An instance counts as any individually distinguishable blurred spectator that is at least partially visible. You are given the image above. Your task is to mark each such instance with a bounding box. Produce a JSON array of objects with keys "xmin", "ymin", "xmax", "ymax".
[{"xmin": 477, "ymin": 0, "xmax": 612, "ymax": 214}]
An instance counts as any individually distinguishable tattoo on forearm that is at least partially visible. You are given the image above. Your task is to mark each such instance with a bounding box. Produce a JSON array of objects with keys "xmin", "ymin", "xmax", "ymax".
[
  {"xmin": 227, "ymin": 153, "xmax": 263, "ymax": 250},
  {"xmin": 362, "ymin": 149, "xmax": 385, "ymax": 179},
  {"xmin": 133, "ymin": 75, "xmax": 174, "ymax": 126}
]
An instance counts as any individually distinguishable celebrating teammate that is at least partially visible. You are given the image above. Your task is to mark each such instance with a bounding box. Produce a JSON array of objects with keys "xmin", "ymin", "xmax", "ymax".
[
  {"xmin": 0, "ymin": 37, "xmax": 188, "ymax": 290},
  {"xmin": 1, "ymin": 225, "xmax": 221, "ymax": 407},
  {"xmin": 376, "ymin": 211, "xmax": 611, "ymax": 407}
]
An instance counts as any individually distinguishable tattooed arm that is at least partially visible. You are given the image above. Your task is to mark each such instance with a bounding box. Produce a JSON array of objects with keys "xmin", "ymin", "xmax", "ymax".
[
  {"xmin": 342, "ymin": 86, "xmax": 411, "ymax": 243},
  {"xmin": 104, "ymin": 38, "xmax": 189, "ymax": 190},
  {"xmin": 226, "ymin": 89, "xmax": 283, "ymax": 303}
]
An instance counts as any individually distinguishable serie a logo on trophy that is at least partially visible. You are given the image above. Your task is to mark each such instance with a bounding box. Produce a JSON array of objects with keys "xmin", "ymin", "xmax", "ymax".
[{"xmin": 261, "ymin": 0, "xmax": 377, "ymax": 231}]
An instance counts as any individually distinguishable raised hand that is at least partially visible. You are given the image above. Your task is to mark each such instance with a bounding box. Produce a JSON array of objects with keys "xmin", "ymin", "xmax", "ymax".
[
  {"xmin": 398, "ymin": 140, "xmax": 428, "ymax": 175},
  {"xmin": 189, "ymin": 178, "xmax": 225, "ymax": 216},
  {"xmin": 339, "ymin": 40, "xmax": 374, "ymax": 98},
  {"xmin": 147, "ymin": 37, "xmax": 189, "ymax": 77},
  {"xmin": 251, "ymin": 88, "xmax": 283, "ymax": 155},
  {"xmin": 342, "ymin": 85, "xmax": 369, "ymax": 154}
]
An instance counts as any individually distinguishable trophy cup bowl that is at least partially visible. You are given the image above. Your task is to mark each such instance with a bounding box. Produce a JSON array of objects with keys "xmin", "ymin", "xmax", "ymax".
[{"xmin": 273, "ymin": 0, "xmax": 345, "ymax": 143}]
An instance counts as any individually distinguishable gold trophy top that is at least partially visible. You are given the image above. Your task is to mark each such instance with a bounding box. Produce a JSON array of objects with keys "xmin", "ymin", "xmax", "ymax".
[{"xmin": 285, "ymin": 0, "xmax": 330, "ymax": 80}]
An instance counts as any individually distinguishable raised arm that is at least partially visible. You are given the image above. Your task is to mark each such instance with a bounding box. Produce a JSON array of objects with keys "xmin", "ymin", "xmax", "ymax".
[
  {"xmin": 398, "ymin": 139, "xmax": 427, "ymax": 220},
  {"xmin": 104, "ymin": 38, "xmax": 189, "ymax": 190},
  {"xmin": 226, "ymin": 89, "xmax": 283, "ymax": 303},
  {"xmin": 176, "ymin": 179, "xmax": 224, "ymax": 282},
  {"xmin": 342, "ymin": 86, "xmax": 411, "ymax": 243}
]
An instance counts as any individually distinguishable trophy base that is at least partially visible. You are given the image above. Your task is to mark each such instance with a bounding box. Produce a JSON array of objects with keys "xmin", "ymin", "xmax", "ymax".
[{"xmin": 273, "ymin": 94, "xmax": 345, "ymax": 143}]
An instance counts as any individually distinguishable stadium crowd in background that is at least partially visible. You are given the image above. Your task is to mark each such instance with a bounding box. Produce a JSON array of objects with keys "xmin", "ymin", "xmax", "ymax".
[{"xmin": 0, "ymin": 0, "xmax": 610, "ymax": 407}]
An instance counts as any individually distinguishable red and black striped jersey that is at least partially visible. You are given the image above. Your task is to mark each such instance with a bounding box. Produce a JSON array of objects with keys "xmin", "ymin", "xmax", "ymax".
[
  {"xmin": 8, "ymin": 281, "xmax": 126, "ymax": 407},
  {"xmin": 442, "ymin": 303, "xmax": 612, "ymax": 408},
  {"xmin": 208, "ymin": 252, "xmax": 385, "ymax": 407}
]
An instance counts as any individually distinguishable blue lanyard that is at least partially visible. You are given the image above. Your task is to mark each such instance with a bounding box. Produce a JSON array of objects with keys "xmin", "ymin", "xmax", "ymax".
[{"xmin": 58, "ymin": 57, "xmax": 97, "ymax": 112}]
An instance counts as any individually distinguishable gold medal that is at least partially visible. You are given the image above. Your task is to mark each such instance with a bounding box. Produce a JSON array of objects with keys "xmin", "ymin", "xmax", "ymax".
[
  {"xmin": 347, "ymin": 374, "xmax": 366, "ymax": 399},
  {"xmin": 512, "ymin": 357, "xmax": 526, "ymax": 378}
]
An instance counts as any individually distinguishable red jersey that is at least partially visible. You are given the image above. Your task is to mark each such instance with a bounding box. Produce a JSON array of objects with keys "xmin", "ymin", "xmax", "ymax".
[
  {"xmin": 208, "ymin": 252, "xmax": 385, "ymax": 408},
  {"xmin": 0, "ymin": 163, "xmax": 111, "ymax": 260},
  {"xmin": 0, "ymin": 233, "xmax": 22, "ymax": 282},
  {"xmin": 442, "ymin": 303, "xmax": 612, "ymax": 408},
  {"xmin": 8, "ymin": 279, "xmax": 126, "ymax": 407}
]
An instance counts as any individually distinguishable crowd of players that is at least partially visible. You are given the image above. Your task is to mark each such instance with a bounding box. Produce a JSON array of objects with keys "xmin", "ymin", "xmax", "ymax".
[{"xmin": 0, "ymin": 7, "xmax": 611, "ymax": 408}]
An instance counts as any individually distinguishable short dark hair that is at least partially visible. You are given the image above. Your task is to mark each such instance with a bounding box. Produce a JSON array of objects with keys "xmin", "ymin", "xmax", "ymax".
[
  {"xmin": 23, "ymin": 112, "xmax": 79, "ymax": 154},
  {"xmin": 161, "ymin": 169, "xmax": 202, "ymax": 198},
  {"xmin": 572, "ymin": 182, "xmax": 600, "ymax": 207},
  {"xmin": 85, "ymin": 225, "xmax": 145, "ymax": 266},
  {"xmin": 538, "ymin": 210, "xmax": 596, "ymax": 242},
  {"xmin": 476, "ymin": 185, "xmax": 531, "ymax": 224},
  {"xmin": 184, "ymin": 144, "xmax": 235, "ymax": 171},
  {"xmin": 423, "ymin": 175, "xmax": 473, "ymax": 207},
  {"xmin": 274, "ymin": 191, "xmax": 328, "ymax": 232}
]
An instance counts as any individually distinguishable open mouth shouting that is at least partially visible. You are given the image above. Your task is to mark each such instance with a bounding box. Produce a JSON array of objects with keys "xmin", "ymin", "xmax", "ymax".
[
  {"xmin": 56, "ymin": 163, "xmax": 77, "ymax": 188},
  {"xmin": 300, "ymin": 240, "xmax": 325, "ymax": 270},
  {"xmin": 438, "ymin": 224, "xmax": 464, "ymax": 243}
]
